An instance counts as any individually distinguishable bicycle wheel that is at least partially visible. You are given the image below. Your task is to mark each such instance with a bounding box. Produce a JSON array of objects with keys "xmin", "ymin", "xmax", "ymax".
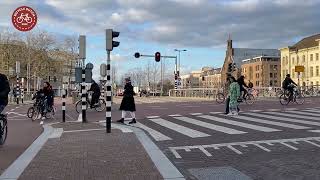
[
  {"xmin": 27, "ymin": 107, "xmax": 34, "ymax": 118},
  {"xmin": 76, "ymin": 101, "xmax": 88, "ymax": 113},
  {"xmin": 279, "ymin": 94, "xmax": 290, "ymax": 105},
  {"xmin": 245, "ymin": 94, "xmax": 255, "ymax": 105},
  {"xmin": 216, "ymin": 93, "xmax": 225, "ymax": 104},
  {"xmin": 0, "ymin": 119, "xmax": 8, "ymax": 145},
  {"xmin": 95, "ymin": 99, "xmax": 106, "ymax": 112},
  {"xmin": 31, "ymin": 107, "xmax": 40, "ymax": 121},
  {"xmin": 45, "ymin": 106, "xmax": 55, "ymax": 119},
  {"xmin": 295, "ymin": 93, "xmax": 305, "ymax": 105}
]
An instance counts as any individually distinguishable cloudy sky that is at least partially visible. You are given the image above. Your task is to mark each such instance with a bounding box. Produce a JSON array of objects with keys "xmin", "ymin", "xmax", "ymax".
[{"xmin": 1, "ymin": 0, "xmax": 320, "ymax": 78}]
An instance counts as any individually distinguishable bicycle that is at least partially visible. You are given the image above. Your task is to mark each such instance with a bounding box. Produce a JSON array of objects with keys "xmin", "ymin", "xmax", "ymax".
[
  {"xmin": 216, "ymin": 88, "xmax": 255, "ymax": 105},
  {"xmin": 16, "ymin": 13, "xmax": 32, "ymax": 24},
  {"xmin": 30, "ymin": 98, "xmax": 56, "ymax": 121},
  {"xmin": 75, "ymin": 96, "xmax": 106, "ymax": 113},
  {"xmin": 279, "ymin": 85, "xmax": 305, "ymax": 105},
  {"xmin": 0, "ymin": 113, "xmax": 8, "ymax": 145}
]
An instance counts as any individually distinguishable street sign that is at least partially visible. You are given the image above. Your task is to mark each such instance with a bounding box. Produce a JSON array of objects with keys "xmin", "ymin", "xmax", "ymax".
[{"xmin": 295, "ymin": 66, "xmax": 305, "ymax": 72}]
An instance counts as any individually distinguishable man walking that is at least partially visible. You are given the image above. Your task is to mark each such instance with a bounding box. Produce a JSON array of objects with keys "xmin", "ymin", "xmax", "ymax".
[{"xmin": 117, "ymin": 77, "xmax": 136, "ymax": 124}]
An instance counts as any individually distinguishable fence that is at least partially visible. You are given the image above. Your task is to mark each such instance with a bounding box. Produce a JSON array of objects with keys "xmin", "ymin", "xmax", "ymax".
[{"xmin": 169, "ymin": 86, "xmax": 320, "ymax": 99}]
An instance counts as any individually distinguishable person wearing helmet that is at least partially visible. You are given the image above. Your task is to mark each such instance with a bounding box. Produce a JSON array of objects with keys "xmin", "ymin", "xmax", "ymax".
[{"xmin": 282, "ymin": 74, "xmax": 297, "ymax": 100}]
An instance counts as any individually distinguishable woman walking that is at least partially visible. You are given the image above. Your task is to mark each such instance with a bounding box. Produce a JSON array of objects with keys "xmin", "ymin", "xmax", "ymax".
[
  {"xmin": 117, "ymin": 78, "xmax": 136, "ymax": 124},
  {"xmin": 227, "ymin": 76, "xmax": 240, "ymax": 115}
]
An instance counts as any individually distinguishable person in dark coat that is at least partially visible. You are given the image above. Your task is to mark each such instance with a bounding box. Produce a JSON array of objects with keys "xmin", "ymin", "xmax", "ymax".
[
  {"xmin": 0, "ymin": 73, "xmax": 10, "ymax": 113},
  {"xmin": 89, "ymin": 80, "xmax": 101, "ymax": 108},
  {"xmin": 117, "ymin": 77, "xmax": 136, "ymax": 124}
]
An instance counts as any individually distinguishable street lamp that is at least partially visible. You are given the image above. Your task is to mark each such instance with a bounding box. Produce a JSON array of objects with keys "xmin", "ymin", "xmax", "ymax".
[{"xmin": 174, "ymin": 49, "xmax": 187, "ymax": 75}]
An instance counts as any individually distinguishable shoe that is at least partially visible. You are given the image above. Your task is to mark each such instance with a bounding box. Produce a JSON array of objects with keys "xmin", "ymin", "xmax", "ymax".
[
  {"xmin": 226, "ymin": 113, "xmax": 234, "ymax": 116},
  {"xmin": 117, "ymin": 118, "xmax": 124, "ymax": 124},
  {"xmin": 41, "ymin": 116, "xmax": 46, "ymax": 120},
  {"xmin": 40, "ymin": 121, "xmax": 44, "ymax": 125},
  {"xmin": 129, "ymin": 118, "xmax": 136, "ymax": 124}
]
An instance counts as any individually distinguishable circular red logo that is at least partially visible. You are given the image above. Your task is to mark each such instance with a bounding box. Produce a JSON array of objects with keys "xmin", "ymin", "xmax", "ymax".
[{"xmin": 12, "ymin": 6, "xmax": 37, "ymax": 32}]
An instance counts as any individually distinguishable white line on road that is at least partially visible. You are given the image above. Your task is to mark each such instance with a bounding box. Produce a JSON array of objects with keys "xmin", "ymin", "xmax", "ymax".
[
  {"xmin": 147, "ymin": 116, "xmax": 160, "ymax": 119},
  {"xmin": 235, "ymin": 114, "xmax": 310, "ymax": 130},
  {"xmin": 7, "ymin": 112, "xmax": 26, "ymax": 116},
  {"xmin": 209, "ymin": 112, "xmax": 223, "ymax": 114},
  {"xmin": 286, "ymin": 111, "xmax": 320, "ymax": 117},
  {"xmin": 264, "ymin": 111, "xmax": 320, "ymax": 121},
  {"xmin": 249, "ymin": 110, "xmax": 262, "ymax": 112},
  {"xmin": 64, "ymin": 128, "xmax": 106, "ymax": 133},
  {"xmin": 309, "ymin": 130, "xmax": 320, "ymax": 133},
  {"xmin": 245, "ymin": 113, "xmax": 320, "ymax": 127},
  {"xmin": 173, "ymin": 116, "xmax": 247, "ymax": 134},
  {"xmin": 149, "ymin": 118, "xmax": 210, "ymax": 138},
  {"xmin": 134, "ymin": 122, "xmax": 172, "ymax": 141},
  {"xmin": 199, "ymin": 115, "xmax": 280, "ymax": 132},
  {"xmin": 190, "ymin": 113, "xmax": 203, "ymax": 115}
]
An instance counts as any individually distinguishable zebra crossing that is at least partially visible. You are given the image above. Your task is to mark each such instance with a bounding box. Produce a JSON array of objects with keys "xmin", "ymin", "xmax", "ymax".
[{"xmin": 132, "ymin": 107, "xmax": 320, "ymax": 142}]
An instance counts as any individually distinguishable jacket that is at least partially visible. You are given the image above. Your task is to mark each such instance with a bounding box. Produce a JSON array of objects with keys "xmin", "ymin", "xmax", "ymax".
[
  {"xmin": 0, "ymin": 73, "xmax": 10, "ymax": 105},
  {"xmin": 282, "ymin": 77, "xmax": 297, "ymax": 89}
]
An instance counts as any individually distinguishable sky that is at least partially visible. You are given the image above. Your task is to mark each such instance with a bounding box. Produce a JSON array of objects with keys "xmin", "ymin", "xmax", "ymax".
[{"xmin": 1, "ymin": 0, "xmax": 320, "ymax": 79}]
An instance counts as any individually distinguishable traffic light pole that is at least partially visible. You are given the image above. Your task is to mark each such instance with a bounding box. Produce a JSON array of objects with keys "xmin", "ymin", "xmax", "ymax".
[{"xmin": 106, "ymin": 50, "xmax": 112, "ymax": 133}]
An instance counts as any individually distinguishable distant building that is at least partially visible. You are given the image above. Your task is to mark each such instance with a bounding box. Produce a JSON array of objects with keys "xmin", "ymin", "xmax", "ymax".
[
  {"xmin": 241, "ymin": 56, "xmax": 281, "ymax": 87},
  {"xmin": 200, "ymin": 67, "xmax": 222, "ymax": 88},
  {"xmin": 221, "ymin": 37, "xmax": 280, "ymax": 88},
  {"xmin": 181, "ymin": 71, "xmax": 201, "ymax": 88},
  {"xmin": 279, "ymin": 34, "xmax": 320, "ymax": 87}
]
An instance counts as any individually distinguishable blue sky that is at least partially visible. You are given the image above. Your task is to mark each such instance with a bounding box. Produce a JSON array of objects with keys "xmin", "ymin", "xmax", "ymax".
[{"xmin": 1, "ymin": 0, "xmax": 320, "ymax": 79}]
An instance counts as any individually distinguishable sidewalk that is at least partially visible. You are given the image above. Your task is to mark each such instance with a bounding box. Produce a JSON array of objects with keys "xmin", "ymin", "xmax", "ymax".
[{"xmin": 1, "ymin": 122, "xmax": 178, "ymax": 180}]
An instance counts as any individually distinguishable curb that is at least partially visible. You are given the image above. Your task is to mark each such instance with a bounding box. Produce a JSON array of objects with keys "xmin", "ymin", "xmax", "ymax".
[{"xmin": 0, "ymin": 125, "xmax": 53, "ymax": 180}]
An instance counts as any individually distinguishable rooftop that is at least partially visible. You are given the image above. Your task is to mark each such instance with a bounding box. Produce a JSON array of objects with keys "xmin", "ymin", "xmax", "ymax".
[{"xmin": 290, "ymin": 33, "xmax": 320, "ymax": 50}]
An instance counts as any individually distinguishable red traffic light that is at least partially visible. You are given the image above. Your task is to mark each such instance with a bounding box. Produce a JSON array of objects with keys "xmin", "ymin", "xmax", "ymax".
[{"xmin": 155, "ymin": 52, "xmax": 161, "ymax": 62}]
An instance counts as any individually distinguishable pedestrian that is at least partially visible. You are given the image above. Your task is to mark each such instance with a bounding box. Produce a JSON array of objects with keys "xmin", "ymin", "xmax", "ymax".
[
  {"xmin": 117, "ymin": 77, "xmax": 136, "ymax": 124},
  {"xmin": 227, "ymin": 76, "xmax": 240, "ymax": 116},
  {"xmin": 224, "ymin": 77, "xmax": 231, "ymax": 114}
]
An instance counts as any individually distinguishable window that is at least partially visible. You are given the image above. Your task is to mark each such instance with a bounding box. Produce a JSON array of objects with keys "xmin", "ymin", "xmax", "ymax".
[
  {"xmin": 270, "ymin": 65, "xmax": 273, "ymax": 70},
  {"xmin": 292, "ymin": 57, "xmax": 295, "ymax": 64},
  {"xmin": 310, "ymin": 54, "xmax": 314, "ymax": 61},
  {"xmin": 303, "ymin": 55, "xmax": 306, "ymax": 62},
  {"xmin": 256, "ymin": 65, "xmax": 260, "ymax": 71},
  {"xmin": 270, "ymin": 73, "xmax": 273, "ymax": 78},
  {"xmin": 316, "ymin": 66, "xmax": 319, "ymax": 76},
  {"xmin": 256, "ymin": 73, "xmax": 260, "ymax": 78},
  {"xmin": 256, "ymin": 81, "xmax": 259, "ymax": 86},
  {"xmin": 270, "ymin": 80, "xmax": 273, "ymax": 86},
  {"xmin": 274, "ymin": 80, "xmax": 278, "ymax": 85},
  {"xmin": 274, "ymin": 73, "xmax": 278, "ymax": 78},
  {"xmin": 274, "ymin": 65, "xmax": 278, "ymax": 70},
  {"xmin": 316, "ymin": 53, "xmax": 319, "ymax": 61},
  {"xmin": 310, "ymin": 66, "xmax": 314, "ymax": 77}
]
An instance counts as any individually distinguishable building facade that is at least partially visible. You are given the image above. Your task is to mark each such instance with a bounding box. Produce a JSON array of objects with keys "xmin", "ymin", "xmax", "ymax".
[
  {"xmin": 241, "ymin": 56, "xmax": 281, "ymax": 87},
  {"xmin": 280, "ymin": 34, "xmax": 320, "ymax": 87},
  {"xmin": 180, "ymin": 71, "xmax": 201, "ymax": 88},
  {"xmin": 200, "ymin": 67, "xmax": 222, "ymax": 88}
]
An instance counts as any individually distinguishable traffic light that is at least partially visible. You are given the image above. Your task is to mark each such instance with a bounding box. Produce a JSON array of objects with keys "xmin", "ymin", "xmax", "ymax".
[
  {"xmin": 228, "ymin": 63, "xmax": 233, "ymax": 72},
  {"xmin": 175, "ymin": 73, "xmax": 178, "ymax": 80},
  {"xmin": 106, "ymin": 29, "xmax": 120, "ymax": 51},
  {"xmin": 134, "ymin": 52, "xmax": 140, "ymax": 58},
  {"xmin": 155, "ymin": 52, "xmax": 161, "ymax": 62},
  {"xmin": 232, "ymin": 63, "xmax": 236, "ymax": 71}
]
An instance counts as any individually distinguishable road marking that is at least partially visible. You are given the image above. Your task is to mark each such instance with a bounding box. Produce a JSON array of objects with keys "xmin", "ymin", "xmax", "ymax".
[
  {"xmin": 183, "ymin": 106, "xmax": 200, "ymax": 108},
  {"xmin": 134, "ymin": 122, "xmax": 172, "ymax": 141},
  {"xmin": 199, "ymin": 115, "xmax": 280, "ymax": 132},
  {"xmin": 285, "ymin": 108, "xmax": 298, "ymax": 111},
  {"xmin": 245, "ymin": 113, "xmax": 320, "ymax": 127},
  {"xmin": 190, "ymin": 113, "xmax": 203, "ymax": 115},
  {"xmin": 169, "ymin": 136, "xmax": 320, "ymax": 159},
  {"xmin": 7, "ymin": 112, "xmax": 26, "ymax": 116},
  {"xmin": 309, "ymin": 130, "xmax": 320, "ymax": 133},
  {"xmin": 173, "ymin": 116, "xmax": 247, "ymax": 135},
  {"xmin": 149, "ymin": 118, "xmax": 210, "ymax": 138},
  {"xmin": 209, "ymin": 112, "xmax": 223, "ymax": 114},
  {"xmin": 264, "ymin": 112, "xmax": 320, "ymax": 121},
  {"xmin": 147, "ymin": 116, "xmax": 160, "ymax": 119},
  {"xmin": 236, "ymin": 114, "xmax": 310, "ymax": 130},
  {"xmin": 249, "ymin": 110, "xmax": 262, "ymax": 112},
  {"xmin": 267, "ymin": 109, "xmax": 281, "ymax": 111},
  {"xmin": 303, "ymin": 109, "xmax": 320, "ymax": 113},
  {"xmin": 64, "ymin": 128, "xmax": 106, "ymax": 133},
  {"xmin": 168, "ymin": 114, "xmax": 182, "ymax": 117},
  {"xmin": 286, "ymin": 110, "xmax": 320, "ymax": 117}
]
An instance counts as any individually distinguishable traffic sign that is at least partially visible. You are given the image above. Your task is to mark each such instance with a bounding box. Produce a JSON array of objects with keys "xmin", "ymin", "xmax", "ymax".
[{"xmin": 295, "ymin": 66, "xmax": 305, "ymax": 72}]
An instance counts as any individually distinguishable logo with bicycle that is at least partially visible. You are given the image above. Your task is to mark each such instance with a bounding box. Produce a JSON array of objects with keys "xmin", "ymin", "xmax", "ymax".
[{"xmin": 12, "ymin": 6, "xmax": 37, "ymax": 31}]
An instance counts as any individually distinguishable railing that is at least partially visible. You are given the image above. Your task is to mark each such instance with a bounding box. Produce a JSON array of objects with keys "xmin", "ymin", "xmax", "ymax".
[{"xmin": 169, "ymin": 86, "xmax": 320, "ymax": 98}]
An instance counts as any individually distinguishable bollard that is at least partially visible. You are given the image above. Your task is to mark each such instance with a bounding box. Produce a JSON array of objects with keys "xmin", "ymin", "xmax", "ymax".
[
  {"xmin": 62, "ymin": 90, "xmax": 66, "ymax": 122},
  {"xmin": 81, "ymin": 68, "xmax": 87, "ymax": 123}
]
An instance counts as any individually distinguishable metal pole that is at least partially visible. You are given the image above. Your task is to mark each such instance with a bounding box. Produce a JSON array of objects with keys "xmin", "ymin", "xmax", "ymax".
[
  {"xmin": 106, "ymin": 50, "xmax": 112, "ymax": 133},
  {"xmin": 179, "ymin": 51, "xmax": 181, "ymax": 75},
  {"xmin": 62, "ymin": 84, "xmax": 66, "ymax": 122},
  {"xmin": 21, "ymin": 78, "xmax": 24, "ymax": 104},
  {"xmin": 16, "ymin": 75, "xmax": 20, "ymax": 104},
  {"xmin": 81, "ymin": 61, "xmax": 87, "ymax": 123},
  {"xmin": 161, "ymin": 58, "xmax": 163, "ymax": 96}
]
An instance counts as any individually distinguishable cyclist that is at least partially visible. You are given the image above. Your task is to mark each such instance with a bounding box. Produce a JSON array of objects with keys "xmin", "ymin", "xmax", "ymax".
[
  {"xmin": 282, "ymin": 74, "xmax": 298, "ymax": 100},
  {"xmin": 237, "ymin": 75, "xmax": 249, "ymax": 100},
  {"xmin": 0, "ymin": 73, "xmax": 10, "ymax": 113},
  {"xmin": 89, "ymin": 80, "xmax": 101, "ymax": 108},
  {"xmin": 38, "ymin": 82, "xmax": 54, "ymax": 124}
]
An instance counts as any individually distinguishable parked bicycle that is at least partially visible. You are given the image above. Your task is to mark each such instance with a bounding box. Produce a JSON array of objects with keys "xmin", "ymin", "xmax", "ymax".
[
  {"xmin": 0, "ymin": 113, "xmax": 8, "ymax": 145},
  {"xmin": 279, "ymin": 85, "xmax": 305, "ymax": 105},
  {"xmin": 75, "ymin": 94, "xmax": 106, "ymax": 113}
]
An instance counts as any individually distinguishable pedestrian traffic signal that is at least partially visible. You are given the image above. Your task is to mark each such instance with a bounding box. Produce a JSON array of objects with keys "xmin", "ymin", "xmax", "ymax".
[
  {"xmin": 175, "ymin": 73, "xmax": 178, "ymax": 80},
  {"xmin": 106, "ymin": 29, "xmax": 120, "ymax": 51},
  {"xmin": 228, "ymin": 63, "xmax": 233, "ymax": 72},
  {"xmin": 155, "ymin": 52, "xmax": 161, "ymax": 62}
]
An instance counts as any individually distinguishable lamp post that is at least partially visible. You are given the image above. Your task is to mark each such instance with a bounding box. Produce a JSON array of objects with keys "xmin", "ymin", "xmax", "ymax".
[{"xmin": 174, "ymin": 49, "xmax": 187, "ymax": 76}]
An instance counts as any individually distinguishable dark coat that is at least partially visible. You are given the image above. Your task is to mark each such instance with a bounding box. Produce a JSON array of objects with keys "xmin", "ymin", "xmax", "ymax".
[
  {"xmin": 119, "ymin": 83, "xmax": 136, "ymax": 111},
  {"xmin": 0, "ymin": 73, "xmax": 10, "ymax": 105}
]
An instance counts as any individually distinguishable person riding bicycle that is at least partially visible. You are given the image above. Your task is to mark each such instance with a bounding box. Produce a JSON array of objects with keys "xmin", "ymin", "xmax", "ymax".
[
  {"xmin": 89, "ymin": 80, "xmax": 101, "ymax": 108},
  {"xmin": 248, "ymin": 80, "xmax": 253, "ymax": 89},
  {"xmin": 0, "ymin": 73, "xmax": 10, "ymax": 114},
  {"xmin": 282, "ymin": 74, "xmax": 298, "ymax": 100},
  {"xmin": 237, "ymin": 75, "xmax": 249, "ymax": 100}
]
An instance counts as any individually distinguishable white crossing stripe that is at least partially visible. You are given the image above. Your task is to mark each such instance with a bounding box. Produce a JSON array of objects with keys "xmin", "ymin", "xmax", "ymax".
[
  {"xmin": 199, "ymin": 115, "xmax": 280, "ymax": 132},
  {"xmin": 309, "ymin": 130, "xmax": 320, "ymax": 133},
  {"xmin": 245, "ymin": 113, "xmax": 320, "ymax": 127},
  {"xmin": 190, "ymin": 113, "xmax": 203, "ymax": 115},
  {"xmin": 264, "ymin": 112, "xmax": 320, "ymax": 121},
  {"xmin": 286, "ymin": 111, "xmax": 320, "ymax": 117},
  {"xmin": 147, "ymin": 116, "xmax": 160, "ymax": 119},
  {"xmin": 168, "ymin": 114, "xmax": 182, "ymax": 117},
  {"xmin": 173, "ymin": 116, "xmax": 247, "ymax": 135},
  {"xmin": 303, "ymin": 109, "xmax": 320, "ymax": 113},
  {"xmin": 237, "ymin": 114, "xmax": 310, "ymax": 129},
  {"xmin": 209, "ymin": 112, "xmax": 223, "ymax": 114},
  {"xmin": 134, "ymin": 122, "xmax": 172, "ymax": 141},
  {"xmin": 149, "ymin": 118, "xmax": 210, "ymax": 138}
]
